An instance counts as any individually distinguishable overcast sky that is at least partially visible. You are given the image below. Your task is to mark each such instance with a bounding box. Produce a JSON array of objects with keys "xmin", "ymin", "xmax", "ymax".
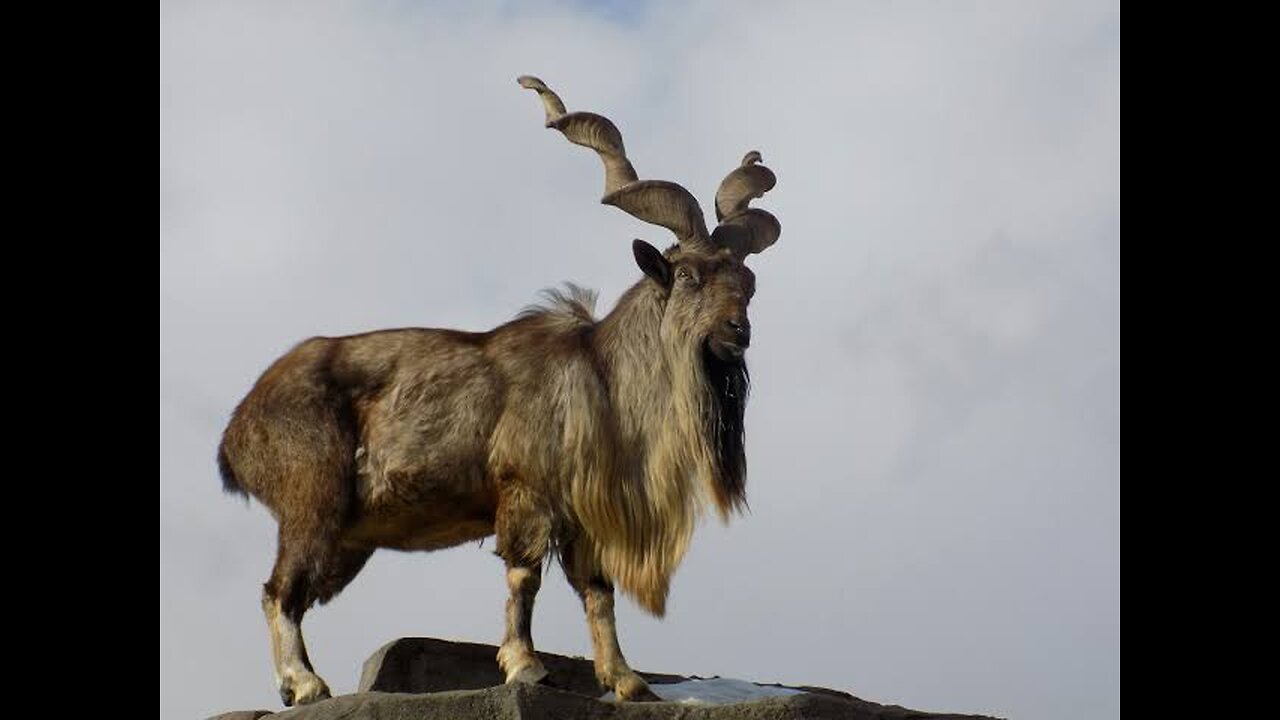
[{"xmin": 160, "ymin": 2, "xmax": 1119, "ymax": 718}]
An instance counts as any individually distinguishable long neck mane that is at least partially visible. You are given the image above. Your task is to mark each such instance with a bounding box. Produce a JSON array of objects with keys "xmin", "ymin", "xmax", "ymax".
[{"xmin": 572, "ymin": 278, "xmax": 747, "ymax": 615}]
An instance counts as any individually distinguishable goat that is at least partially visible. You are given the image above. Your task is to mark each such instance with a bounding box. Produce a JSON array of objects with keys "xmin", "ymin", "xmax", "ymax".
[{"xmin": 218, "ymin": 76, "xmax": 780, "ymax": 706}]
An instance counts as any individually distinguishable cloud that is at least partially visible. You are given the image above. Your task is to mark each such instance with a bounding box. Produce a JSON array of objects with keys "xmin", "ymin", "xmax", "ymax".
[{"xmin": 161, "ymin": 2, "xmax": 1119, "ymax": 719}]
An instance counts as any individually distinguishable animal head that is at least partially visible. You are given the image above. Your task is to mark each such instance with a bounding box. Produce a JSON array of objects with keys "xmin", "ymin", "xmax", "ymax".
[
  {"xmin": 633, "ymin": 240, "xmax": 755, "ymax": 363},
  {"xmin": 518, "ymin": 76, "xmax": 779, "ymax": 365}
]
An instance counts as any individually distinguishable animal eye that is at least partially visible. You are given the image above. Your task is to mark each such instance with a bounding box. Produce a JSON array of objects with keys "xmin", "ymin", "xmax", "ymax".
[{"xmin": 676, "ymin": 267, "xmax": 697, "ymax": 284}]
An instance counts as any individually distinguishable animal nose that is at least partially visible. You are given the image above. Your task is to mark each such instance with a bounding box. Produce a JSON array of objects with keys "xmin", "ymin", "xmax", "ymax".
[{"xmin": 726, "ymin": 318, "xmax": 751, "ymax": 346}]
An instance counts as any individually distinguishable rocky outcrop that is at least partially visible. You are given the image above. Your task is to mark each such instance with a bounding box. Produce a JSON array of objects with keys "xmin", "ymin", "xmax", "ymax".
[
  {"xmin": 359, "ymin": 637, "xmax": 687, "ymax": 697},
  {"xmin": 208, "ymin": 637, "xmax": 1001, "ymax": 720}
]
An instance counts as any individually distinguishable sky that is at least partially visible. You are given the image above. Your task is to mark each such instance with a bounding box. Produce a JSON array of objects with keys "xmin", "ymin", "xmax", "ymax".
[{"xmin": 160, "ymin": 2, "xmax": 1120, "ymax": 718}]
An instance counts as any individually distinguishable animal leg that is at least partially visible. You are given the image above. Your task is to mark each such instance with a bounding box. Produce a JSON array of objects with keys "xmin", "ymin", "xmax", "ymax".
[
  {"xmin": 262, "ymin": 585, "xmax": 328, "ymax": 704},
  {"xmin": 261, "ymin": 536, "xmax": 369, "ymax": 705},
  {"xmin": 495, "ymin": 561, "xmax": 549, "ymax": 685},
  {"xmin": 564, "ymin": 548, "xmax": 659, "ymax": 701},
  {"xmin": 492, "ymin": 480, "xmax": 552, "ymax": 685},
  {"xmin": 222, "ymin": 354, "xmax": 364, "ymax": 706}
]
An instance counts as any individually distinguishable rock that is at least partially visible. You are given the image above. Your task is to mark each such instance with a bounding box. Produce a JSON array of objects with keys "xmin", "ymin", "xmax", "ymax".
[
  {"xmin": 359, "ymin": 636, "xmax": 685, "ymax": 696},
  {"xmin": 266, "ymin": 683, "xmax": 890, "ymax": 720},
  {"xmin": 209, "ymin": 637, "xmax": 1003, "ymax": 720}
]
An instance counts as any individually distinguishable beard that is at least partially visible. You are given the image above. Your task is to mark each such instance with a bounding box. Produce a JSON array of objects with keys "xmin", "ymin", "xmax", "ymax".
[{"xmin": 702, "ymin": 344, "xmax": 749, "ymax": 511}]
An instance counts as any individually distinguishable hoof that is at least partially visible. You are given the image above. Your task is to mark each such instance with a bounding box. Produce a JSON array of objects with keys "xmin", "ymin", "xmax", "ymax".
[
  {"xmin": 279, "ymin": 672, "xmax": 331, "ymax": 707},
  {"xmin": 497, "ymin": 644, "xmax": 549, "ymax": 687},
  {"xmin": 507, "ymin": 663, "xmax": 550, "ymax": 686},
  {"xmin": 615, "ymin": 672, "xmax": 660, "ymax": 702}
]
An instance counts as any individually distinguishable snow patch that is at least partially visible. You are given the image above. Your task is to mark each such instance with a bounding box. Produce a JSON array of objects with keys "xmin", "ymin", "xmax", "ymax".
[{"xmin": 602, "ymin": 677, "xmax": 806, "ymax": 704}]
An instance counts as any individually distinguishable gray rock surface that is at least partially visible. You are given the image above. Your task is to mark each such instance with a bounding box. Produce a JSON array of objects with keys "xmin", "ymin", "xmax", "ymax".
[
  {"xmin": 206, "ymin": 637, "xmax": 1002, "ymax": 720},
  {"xmin": 273, "ymin": 684, "xmax": 875, "ymax": 719},
  {"xmin": 360, "ymin": 637, "xmax": 686, "ymax": 696}
]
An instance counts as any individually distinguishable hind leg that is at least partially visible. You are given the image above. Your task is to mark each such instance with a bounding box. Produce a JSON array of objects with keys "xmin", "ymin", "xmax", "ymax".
[
  {"xmin": 262, "ymin": 537, "xmax": 329, "ymax": 707},
  {"xmin": 262, "ymin": 527, "xmax": 372, "ymax": 706},
  {"xmin": 563, "ymin": 541, "xmax": 659, "ymax": 702},
  {"xmin": 222, "ymin": 372, "xmax": 363, "ymax": 706}
]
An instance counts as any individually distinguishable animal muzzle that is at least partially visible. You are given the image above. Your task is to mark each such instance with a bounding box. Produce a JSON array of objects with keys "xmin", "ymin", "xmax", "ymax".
[
  {"xmin": 708, "ymin": 318, "xmax": 750, "ymax": 361},
  {"xmin": 726, "ymin": 318, "xmax": 751, "ymax": 348}
]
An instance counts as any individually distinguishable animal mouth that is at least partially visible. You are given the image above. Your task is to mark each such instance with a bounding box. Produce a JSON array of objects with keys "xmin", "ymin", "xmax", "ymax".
[{"xmin": 706, "ymin": 337, "xmax": 747, "ymax": 363}]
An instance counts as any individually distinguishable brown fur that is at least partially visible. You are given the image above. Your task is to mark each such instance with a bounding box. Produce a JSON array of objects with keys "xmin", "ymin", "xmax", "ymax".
[
  {"xmin": 219, "ymin": 77, "xmax": 778, "ymax": 706},
  {"xmin": 220, "ymin": 247, "xmax": 753, "ymax": 610},
  {"xmin": 218, "ymin": 248, "xmax": 758, "ymax": 703}
]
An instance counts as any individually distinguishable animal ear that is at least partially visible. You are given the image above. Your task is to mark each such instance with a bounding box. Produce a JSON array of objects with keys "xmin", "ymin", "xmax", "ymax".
[{"xmin": 633, "ymin": 239, "xmax": 671, "ymax": 288}]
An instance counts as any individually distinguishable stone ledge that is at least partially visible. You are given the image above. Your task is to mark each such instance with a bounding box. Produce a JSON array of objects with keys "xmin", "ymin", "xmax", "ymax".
[{"xmin": 206, "ymin": 637, "xmax": 1004, "ymax": 720}]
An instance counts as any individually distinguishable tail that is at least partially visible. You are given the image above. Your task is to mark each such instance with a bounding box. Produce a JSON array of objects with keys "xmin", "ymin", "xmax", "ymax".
[{"xmin": 218, "ymin": 443, "xmax": 248, "ymax": 498}]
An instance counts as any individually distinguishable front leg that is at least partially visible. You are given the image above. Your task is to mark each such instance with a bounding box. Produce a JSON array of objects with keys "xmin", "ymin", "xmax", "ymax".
[
  {"xmin": 493, "ymin": 482, "xmax": 552, "ymax": 685},
  {"xmin": 578, "ymin": 578, "xmax": 659, "ymax": 701},
  {"xmin": 496, "ymin": 563, "xmax": 550, "ymax": 685},
  {"xmin": 562, "ymin": 540, "xmax": 659, "ymax": 702}
]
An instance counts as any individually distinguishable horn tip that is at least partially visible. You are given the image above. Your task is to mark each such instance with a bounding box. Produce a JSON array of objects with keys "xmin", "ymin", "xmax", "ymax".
[{"xmin": 517, "ymin": 75, "xmax": 547, "ymax": 90}]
